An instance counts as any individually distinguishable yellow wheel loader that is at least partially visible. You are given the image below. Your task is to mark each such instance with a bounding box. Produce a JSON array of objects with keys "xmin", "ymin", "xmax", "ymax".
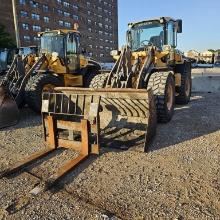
[
  {"xmin": 90, "ymin": 17, "xmax": 191, "ymax": 123},
  {"xmin": 0, "ymin": 29, "xmax": 101, "ymax": 128}
]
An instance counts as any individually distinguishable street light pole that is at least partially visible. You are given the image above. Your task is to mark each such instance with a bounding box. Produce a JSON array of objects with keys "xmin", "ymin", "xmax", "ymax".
[{"xmin": 12, "ymin": 0, "xmax": 20, "ymax": 48}]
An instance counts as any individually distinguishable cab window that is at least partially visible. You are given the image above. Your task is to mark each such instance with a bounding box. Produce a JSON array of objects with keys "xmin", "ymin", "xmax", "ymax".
[
  {"xmin": 167, "ymin": 22, "xmax": 176, "ymax": 47},
  {"xmin": 67, "ymin": 34, "xmax": 77, "ymax": 55}
]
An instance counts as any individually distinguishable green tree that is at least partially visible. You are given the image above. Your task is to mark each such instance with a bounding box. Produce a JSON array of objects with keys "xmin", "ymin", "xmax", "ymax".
[
  {"xmin": 208, "ymin": 49, "xmax": 216, "ymax": 53},
  {"xmin": 0, "ymin": 24, "xmax": 15, "ymax": 49}
]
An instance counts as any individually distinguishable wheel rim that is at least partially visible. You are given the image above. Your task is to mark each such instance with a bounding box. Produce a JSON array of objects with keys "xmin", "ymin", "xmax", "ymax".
[
  {"xmin": 185, "ymin": 77, "xmax": 191, "ymax": 97},
  {"xmin": 42, "ymin": 84, "xmax": 55, "ymax": 93},
  {"xmin": 167, "ymin": 84, "xmax": 174, "ymax": 111}
]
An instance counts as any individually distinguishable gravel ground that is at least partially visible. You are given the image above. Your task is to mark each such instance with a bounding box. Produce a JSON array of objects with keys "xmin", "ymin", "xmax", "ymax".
[{"xmin": 0, "ymin": 77, "xmax": 219, "ymax": 218}]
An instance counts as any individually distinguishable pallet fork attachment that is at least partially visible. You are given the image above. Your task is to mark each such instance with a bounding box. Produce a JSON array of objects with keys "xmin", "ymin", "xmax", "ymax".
[{"xmin": 1, "ymin": 91, "xmax": 101, "ymax": 194}]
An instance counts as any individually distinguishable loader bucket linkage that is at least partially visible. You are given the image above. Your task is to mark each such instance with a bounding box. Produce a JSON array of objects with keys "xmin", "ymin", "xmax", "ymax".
[
  {"xmin": 0, "ymin": 87, "xmax": 156, "ymax": 194},
  {"xmin": 0, "ymin": 54, "xmax": 47, "ymax": 129}
]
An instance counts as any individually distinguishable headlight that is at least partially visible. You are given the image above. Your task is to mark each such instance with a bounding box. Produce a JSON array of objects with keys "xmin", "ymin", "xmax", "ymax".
[
  {"xmin": 52, "ymin": 52, "xmax": 59, "ymax": 59},
  {"xmin": 110, "ymin": 50, "xmax": 119, "ymax": 56},
  {"xmin": 162, "ymin": 45, "xmax": 171, "ymax": 51}
]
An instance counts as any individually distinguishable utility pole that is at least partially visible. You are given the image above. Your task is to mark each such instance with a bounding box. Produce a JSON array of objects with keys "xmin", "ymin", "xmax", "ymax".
[{"xmin": 12, "ymin": 0, "xmax": 20, "ymax": 48}]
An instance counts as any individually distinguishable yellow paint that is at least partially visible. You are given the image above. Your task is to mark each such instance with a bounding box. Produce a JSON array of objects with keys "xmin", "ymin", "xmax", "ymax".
[
  {"xmin": 175, "ymin": 73, "xmax": 181, "ymax": 86},
  {"xmin": 79, "ymin": 55, "xmax": 88, "ymax": 68},
  {"xmin": 64, "ymin": 74, "xmax": 83, "ymax": 87}
]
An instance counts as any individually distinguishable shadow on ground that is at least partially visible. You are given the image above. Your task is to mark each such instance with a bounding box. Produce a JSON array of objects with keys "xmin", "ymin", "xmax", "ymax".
[{"xmin": 147, "ymin": 92, "xmax": 220, "ymax": 152}]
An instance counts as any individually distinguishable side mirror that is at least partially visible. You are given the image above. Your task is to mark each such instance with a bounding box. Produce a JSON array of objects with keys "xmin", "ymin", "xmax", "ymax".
[{"xmin": 177, "ymin": 19, "xmax": 182, "ymax": 33}]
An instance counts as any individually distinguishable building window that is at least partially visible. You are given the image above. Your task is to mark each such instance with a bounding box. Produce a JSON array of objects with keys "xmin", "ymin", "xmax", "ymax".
[
  {"xmin": 32, "ymin": 25, "xmax": 41, "ymax": 31},
  {"xmin": 64, "ymin": 22, "xmax": 71, "ymax": 28},
  {"xmin": 19, "ymin": 0, "xmax": 26, "ymax": 5},
  {"xmin": 43, "ymin": 17, "xmax": 49, "ymax": 23},
  {"xmin": 43, "ymin": 5, "xmax": 49, "ymax": 12},
  {"xmin": 22, "ymin": 23, "xmax": 29, "ymax": 30},
  {"xmin": 57, "ymin": 9, "xmax": 63, "ymax": 15},
  {"xmin": 20, "ymin": 11, "xmax": 28, "ymax": 17},
  {"xmin": 100, "ymin": 54, "xmax": 104, "ymax": 57},
  {"xmin": 73, "ymin": 4, "xmax": 78, "ymax": 10},
  {"xmin": 63, "ymin": 2, "xmax": 70, "ymax": 7},
  {"xmin": 64, "ymin": 12, "xmax": 70, "ymax": 17},
  {"xmin": 58, "ymin": 20, "xmax": 64, "ymax": 26},
  {"xmin": 45, "ymin": 28, "xmax": 50, "ymax": 31},
  {"xmin": 24, "ymin": 35, "xmax": 30, "ymax": 41},
  {"xmin": 31, "ymin": 13, "xmax": 40, "ymax": 20},
  {"xmin": 73, "ymin": 15, "xmax": 79, "ymax": 20},
  {"xmin": 34, "ymin": 36, "xmax": 40, "ymax": 41},
  {"xmin": 29, "ymin": 1, "xmax": 39, "ymax": 8}
]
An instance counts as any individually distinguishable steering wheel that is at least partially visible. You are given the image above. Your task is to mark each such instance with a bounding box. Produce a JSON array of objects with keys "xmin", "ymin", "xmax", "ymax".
[{"xmin": 140, "ymin": 40, "xmax": 153, "ymax": 47}]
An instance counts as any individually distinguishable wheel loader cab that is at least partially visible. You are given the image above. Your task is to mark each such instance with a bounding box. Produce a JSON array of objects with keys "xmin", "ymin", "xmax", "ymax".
[
  {"xmin": 127, "ymin": 17, "xmax": 182, "ymax": 51},
  {"xmin": 39, "ymin": 30, "xmax": 81, "ymax": 73}
]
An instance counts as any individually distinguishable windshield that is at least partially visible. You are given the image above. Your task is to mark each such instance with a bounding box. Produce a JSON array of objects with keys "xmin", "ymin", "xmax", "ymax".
[
  {"xmin": 129, "ymin": 21, "xmax": 164, "ymax": 51},
  {"xmin": 19, "ymin": 47, "xmax": 37, "ymax": 56},
  {"xmin": 40, "ymin": 32, "xmax": 65, "ymax": 58}
]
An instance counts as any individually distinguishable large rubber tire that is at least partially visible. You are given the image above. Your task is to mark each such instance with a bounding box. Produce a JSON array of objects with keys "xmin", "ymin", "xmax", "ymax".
[
  {"xmin": 175, "ymin": 62, "xmax": 192, "ymax": 105},
  {"xmin": 147, "ymin": 72, "xmax": 175, "ymax": 123},
  {"xmin": 25, "ymin": 74, "xmax": 63, "ymax": 113},
  {"xmin": 89, "ymin": 72, "xmax": 109, "ymax": 88},
  {"xmin": 83, "ymin": 68, "xmax": 100, "ymax": 87}
]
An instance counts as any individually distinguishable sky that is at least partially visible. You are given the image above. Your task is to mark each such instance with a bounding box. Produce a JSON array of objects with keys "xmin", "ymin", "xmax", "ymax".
[{"xmin": 118, "ymin": 0, "xmax": 220, "ymax": 52}]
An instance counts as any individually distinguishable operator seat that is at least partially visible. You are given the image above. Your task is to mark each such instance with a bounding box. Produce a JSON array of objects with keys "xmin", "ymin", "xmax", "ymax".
[{"xmin": 149, "ymin": 31, "xmax": 164, "ymax": 50}]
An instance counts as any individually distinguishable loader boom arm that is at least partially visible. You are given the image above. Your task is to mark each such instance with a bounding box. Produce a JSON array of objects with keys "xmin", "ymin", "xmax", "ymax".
[{"xmin": 106, "ymin": 46, "xmax": 154, "ymax": 89}]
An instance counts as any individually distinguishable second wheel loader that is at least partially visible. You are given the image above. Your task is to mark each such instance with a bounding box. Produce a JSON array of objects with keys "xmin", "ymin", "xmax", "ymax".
[{"xmin": 0, "ymin": 28, "xmax": 101, "ymax": 128}]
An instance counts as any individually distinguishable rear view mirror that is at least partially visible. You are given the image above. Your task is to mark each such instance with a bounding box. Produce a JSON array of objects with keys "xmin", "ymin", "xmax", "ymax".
[{"xmin": 177, "ymin": 19, "xmax": 182, "ymax": 33}]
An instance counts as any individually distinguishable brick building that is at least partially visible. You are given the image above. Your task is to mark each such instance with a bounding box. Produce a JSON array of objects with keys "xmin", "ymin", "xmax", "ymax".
[{"xmin": 0, "ymin": 0, "xmax": 118, "ymax": 62}]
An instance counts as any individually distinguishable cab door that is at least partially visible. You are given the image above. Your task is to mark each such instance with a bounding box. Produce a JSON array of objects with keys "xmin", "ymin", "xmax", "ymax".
[
  {"xmin": 167, "ymin": 21, "xmax": 176, "ymax": 47},
  {"xmin": 66, "ymin": 33, "xmax": 80, "ymax": 73}
]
